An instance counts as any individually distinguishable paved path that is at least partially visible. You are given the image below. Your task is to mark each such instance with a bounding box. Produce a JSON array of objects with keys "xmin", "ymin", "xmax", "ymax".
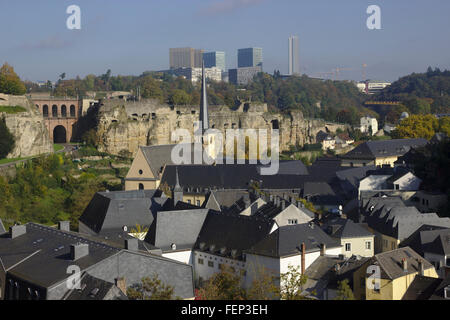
[{"xmin": 0, "ymin": 144, "xmax": 78, "ymax": 168}]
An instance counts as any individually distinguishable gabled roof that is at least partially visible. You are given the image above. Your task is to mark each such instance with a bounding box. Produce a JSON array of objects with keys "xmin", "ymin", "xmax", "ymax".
[
  {"xmin": 0, "ymin": 223, "xmax": 120, "ymax": 288},
  {"xmin": 400, "ymin": 225, "xmax": 450, "ymax": 255},
  {"xmin": 64, "ymin": 273, "xmax": 127, "ymax": 300},
  {"xmin": 145, "ymin": 208, "xmax": 209, "ymax": 252},
  {"xmin": 204, "ymin": 190, "xmax": 251, "ymax": 211},
  {"xmin": 257, "ymin": 160, "xmax": 308, "ymax": 175},
  {"xmin": 194, "ymin": 211, "xmax": 274, "ymax": 260},
  {"xmin": 341, "ymin": 138, "xmax": 428, "ymax": 160},
  {"xmin": 370, "ymin": 247, "xmax": 434, "ymax": 280},
  {"xmin": 402, "ymin": 275, "xmax": 447, "ymax": 300},
  {"xmin": 322, "ymin": 218, "xmax": 374, "ymax": 239},
  {"xmin": 79, "ymin": 190, "xmax": 161, "ymax": 234},
  {"xmin": 246, "ymin": 223, "xmax": 341, "ymax": 258}
]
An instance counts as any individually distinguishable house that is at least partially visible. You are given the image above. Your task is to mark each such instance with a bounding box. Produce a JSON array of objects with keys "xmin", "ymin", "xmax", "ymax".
[
  {"xmin": 402, "ymin": 275, "xmax": 450, "ymax": 300},
  {"xmin": 360, "ymin": 195, "xmax": 450, "ymax": 253},
  {"xmin": 400, "ymin": 226, "xmax": 450, "ymax": 278},
  {"xmin": 0, "ymin": 223, "xmax": 195, "ymax": 300},
  {"xmin": 335, "ymin": 133, "xmax": 354, "ymax": 147},
  {"xmin": 321, "ymin": 217, "xmax": 375, "ymax": 258},
  {"xmin": 413, "ymin": 190, "xmax": 448, "ymax": 213},
  {"xmin": 385, "ymin": 171, "xmax": 422, "ymax": 191},
  {"xmin": 360, "ymin": 117, "xmax": 378, "ymax": 136},
  {"xmin": 244, "ymin": 223, "xmax": 342, "ymax": 291},
  {"xmin": 352, "ymin": 247, "xmax": 438, "ymax": 300},
  {"xmin": 124, "ymin": 144, "xmax": 188, "ymax": 190},
  {"xmin": 301, "ymin": 182, "xmax": 343, "ymax": 212},
  {"xmin": 63, "ymin": 273, "xmax": 128, "ymax": 300},
  {"xmin": 340, "ymin": 138, "xmax": 428, "ymax": 167}
]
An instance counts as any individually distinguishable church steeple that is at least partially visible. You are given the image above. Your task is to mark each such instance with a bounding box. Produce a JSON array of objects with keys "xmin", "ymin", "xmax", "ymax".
[
  {"xmin": 173, "ymin": 167, "xmax": 183, "ymax": 205},
  {"xmin": 199, "ymin": 60, "xmax": 209, "ymax": 133}
]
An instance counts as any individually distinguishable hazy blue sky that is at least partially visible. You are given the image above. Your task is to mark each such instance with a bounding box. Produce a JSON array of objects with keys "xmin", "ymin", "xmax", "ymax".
[{"xmin": 1, "ymin": 0, "xmax": 449, "ymax": 82}]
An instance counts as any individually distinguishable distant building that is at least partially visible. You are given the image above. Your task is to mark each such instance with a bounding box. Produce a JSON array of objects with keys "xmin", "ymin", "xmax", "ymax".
[
  {"xmin": 356, "ymin": 80, "xmax": 391, "ymax": 94},
  {"xmin": 237, "ymin": 48, "xmax": 263, "ymax": 69},
  {"xmin": 228, "ymin": 66, "xmax": 262, "ymax": 85},
  {"xmin": 203, "ymin": 51, "xmax": 226, "ymax": 72},
  {"xmin": 360, "ymin": 116, "xmax": 378, "ymax": 136},
  {"xmin": 172, "ymin": 67, "xmax": 222, "ymax": 83},
  {"xmin": 169, "ymin": 47, "xmax": 204, "ymax": 69},
  {"xmin": 288, "ymin": 36, "xmax": 300, "ymax": 75},
  {"xmin": 340, "ymin": 138, "xmax": 428, "ymax": 167}
]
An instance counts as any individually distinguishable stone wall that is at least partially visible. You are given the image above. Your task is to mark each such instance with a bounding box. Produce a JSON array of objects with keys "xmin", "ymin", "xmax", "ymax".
[
  {"xmin": 96, "ymin": 99, "xmax": 347, "ymax": 156},
  {"xmin": 0, "ymin": 94, "xmax": 53, "ymax": 158}
]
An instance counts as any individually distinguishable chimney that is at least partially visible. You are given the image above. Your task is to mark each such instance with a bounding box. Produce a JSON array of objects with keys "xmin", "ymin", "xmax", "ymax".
[
  {"xmin": 297, "ymin": 200, "xmax": 304, "ymax": 208},
  {"xmin": 281, "ymin": 200, "xmax": 286, "ymax": 210},
  {"xmin": 320, "ymin": 243, "xmax": 326, "ymax": 256},
  {"xmin": 301, "ymin": 242, "xmax": 306, "ymax": 274},
  {"xmin": 125, "ymin": 238, "xmax": 139, "ymax": 252},
  {"xmin": 58, "ymin": 221, "xmax": 70, "ymax": 232},
  {"xmin": 417, "ymin": 259, "xmax": 424, "ymax": 276},
  {"xmin": 401, "ymin": 258, "xmax": 408, "ymax": 273},
  {"xmin": 115, "ymin": 277, "xmax": 127, "ymax": 295},
  {"xmin": 70, "ymin": 243, "xmax": 89, "ymax": 261},
  {"xmin": 10, "ymin": 225, "xmax": 26, "ymax": 239}
]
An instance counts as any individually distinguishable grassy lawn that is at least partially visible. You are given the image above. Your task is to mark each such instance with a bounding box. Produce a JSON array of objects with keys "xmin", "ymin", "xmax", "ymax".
[
  {"xmin": 0, "ymin": 156, "xmax": 32, "ymax": 165},
  {"xmin": 54, "ymin": 144, "xmax": 64, "ymax": 152},
  {"xmin": 0, "ymin": 105, "xmax": 27, "ymax": 113}
]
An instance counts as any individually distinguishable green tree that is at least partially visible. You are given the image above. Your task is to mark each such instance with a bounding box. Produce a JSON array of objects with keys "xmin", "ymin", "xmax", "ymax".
[
  {"xmin": 0, "ymin": 117, "xmax": 15, "ymax": 159},
  {"xmin": 392, "ymin": 114, "xmax": 439, "ymax": 139},
  {"xmin": 0, "ymin": 63, "xmax": 26, "ymax": 95},
  {"xmin": 335, "ymin": 279, "xmax": 355, "ymax": 300},
  {"xmin": 197, "ymin": 265, "xmax": 246, "ymax": 300},
  {"xmin": 169, "ymin": 89, "xmax": 191, "ymax": 105},
  {"xmin": 279, "ymin": 265, "xmax": 311, "ymax": 300},
  {"xmin": 127, "ymin": 274, "xmax": 175, "ymax": 300}
]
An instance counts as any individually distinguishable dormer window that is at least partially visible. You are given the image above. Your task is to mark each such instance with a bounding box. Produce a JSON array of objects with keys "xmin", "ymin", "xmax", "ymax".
[{"xmin": 171, "ymin": 243, "xmax": 177, "ymax": 250}]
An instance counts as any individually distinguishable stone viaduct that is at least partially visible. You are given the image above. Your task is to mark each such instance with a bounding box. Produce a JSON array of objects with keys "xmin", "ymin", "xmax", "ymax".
[{"xmin": 33, "ymin": 98, "xmax": 82, "ymax": 143}]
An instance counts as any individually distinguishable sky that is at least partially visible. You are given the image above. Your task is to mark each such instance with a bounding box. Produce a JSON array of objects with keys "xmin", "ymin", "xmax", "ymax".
[{"xmin": 1, "ymin": 0, "xmax": 449, "ymax": 82}]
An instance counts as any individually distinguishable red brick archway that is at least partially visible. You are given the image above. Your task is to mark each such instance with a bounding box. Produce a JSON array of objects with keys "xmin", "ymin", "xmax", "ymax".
[{"xmin": 33, "ymin": 99, "xmax": 82, "ymax": 143}]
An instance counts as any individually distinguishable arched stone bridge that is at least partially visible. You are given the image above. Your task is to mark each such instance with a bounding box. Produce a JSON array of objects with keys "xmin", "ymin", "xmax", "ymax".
[{"xmin": 33, "ymin": 98, "xmax": 82, "ymax": 143}]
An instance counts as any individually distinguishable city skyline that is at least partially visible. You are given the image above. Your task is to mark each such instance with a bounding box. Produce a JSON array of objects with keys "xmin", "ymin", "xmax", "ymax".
[{"xmin": 1, "ymin": 0, "xmax": 449, "ymax": 82}]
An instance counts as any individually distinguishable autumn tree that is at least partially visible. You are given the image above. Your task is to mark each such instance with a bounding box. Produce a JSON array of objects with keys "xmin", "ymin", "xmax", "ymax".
[
  {"xmin": 0, "ymin": 63, "xmax": 26, "ymax": 95},
  {"xmin": 127, "ymin": 274, "xmax": 176, "ymax": 300},
  {"xmin": 391, "ymin": 114, "xmax": 440, "ymax": 139},
  {"xmin": 197, "ymin": 265, "xmax": 246, "ymax": 300}
]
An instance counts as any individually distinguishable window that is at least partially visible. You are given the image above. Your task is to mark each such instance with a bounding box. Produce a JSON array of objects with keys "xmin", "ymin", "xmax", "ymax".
[
  {"xmin": 365, "ymin": 241, "xmax": 371, "ymax": 250},
  {"xmin": 198, "ymin": 258, "xmax": 204, "ymax": 265},
  {"xmin": 383, "ymin": 239, "xmax": 388, "ymax": 248},
  {"xmin": 208, "ymin": 261, "xmax": 214, "ymax": 268},
  {"xmin": 138, "ymin": 183, "xmax": 144, "ymax": 190},
  {"xmin": 395, "ymin": 184, "xmax": 400, "ymax": 190},
  {"xmin": 446, "ymin": 257, "xmax": 450, "ymax": 267},
  {"xmin": 138, "ymin": 169, "xmax": 143, "ymax": 175},
  {"xmin": 196, "ymin": 200, "xmax": 200, "ymax": 206},
  {"xmin": 345, "ymin": 243, "xmax": 351, "ymax": 252},
  {"xmin": 187, "ymin": 200, "xmax": 191, "ymax": 204},
  {"xmin": 391, "ymin": 242, "xmax": 396, "ymax": 250},
  {"xmin": 288, "ymin": 219, "xmax": 298, "ymax": 225}
]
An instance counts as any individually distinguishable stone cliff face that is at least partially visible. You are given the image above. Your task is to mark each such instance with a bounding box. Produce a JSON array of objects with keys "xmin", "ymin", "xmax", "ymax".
[
  {"xmin": 96, "ymin": 99, "xmax": 346, "ymax": 155},
  {"xmin": 0, "ymin": 94, "xmax": 53, "ymax": 158}
]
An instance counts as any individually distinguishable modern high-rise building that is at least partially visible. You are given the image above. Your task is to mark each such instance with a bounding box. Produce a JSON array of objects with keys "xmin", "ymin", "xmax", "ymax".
[
  {"xmin": 288, "ymin": 36, "xmax": 300, "ymax": 75},
  {"xmin": 169, "ymin": 47, "xmax": 204, "ymax": 69},
  {"xmin": 237, "ymin": 48, "xmax": 263, "ymax": 69},
  {"xmin": 203, "ymin": 51, "xmax": 226, "ymax": 72},
  {"xmin": 228, "ymin": 66, "xmax": 263, "ymax": 85}
]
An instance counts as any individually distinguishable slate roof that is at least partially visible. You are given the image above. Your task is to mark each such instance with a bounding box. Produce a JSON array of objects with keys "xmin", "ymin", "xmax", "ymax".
[
  {"xmin": 64, "ymin": 273, "xmax": 127, "ymax": 300},
  {"xmin": 194, "ymin": 211, "xmax": 274, "ymax": 260},
  {"xmin": 145, "ymin": 208, "xmax": 210, "ymax": 252},
  {"xmin": 336, "ymin": 165, "xmax": 377, "ymax": 188},
  {"xmin": 341, "ymin": 138, "xmax": 428, "ymax": 160},
  {"xmin": 257, "ymin": 160, "xmax": 309, "ymax": 175},
  {"xmin": 0, "ymin": 223, "xmax": 120, "ymax": 288},
  {"xmin": 369, "ymin": 247, "xmax": 434, "ymax": 280},
  {"xmin": 0, "ymin": 219, "xmax": 5, "ymax": 235},
  {"xmin": 204, "ymin": 190, "xmax": 251, "ymax": 211},
  {"xmin": 362, "ymin": 196, "xmax": 450, "ymax": 241},
  {"xmin": 302, "ymin": 182, "xmax": 343, "ymax": 206},
  {"xmin": 400, "ymin": 225, "xmax": 450, "ymax": 256},
  {"xmin": 322, "ymin": 218, "xmax": 374, "ymax": 239},
  {"xmin": 246, "ymin": 223, "xmax": 341, "ymax": 258},
  {"xmin": 79, "ymin": 190, "xmax": 161, "ymax": 235},
  {"xmin": 402, "ymin": 275, "xmax": 445, "ymax": 300}
]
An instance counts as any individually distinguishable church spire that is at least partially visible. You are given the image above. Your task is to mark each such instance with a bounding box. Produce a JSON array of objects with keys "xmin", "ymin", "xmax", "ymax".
[
  {"xmin": 199, "ymin": 60, "xmax": 209, "ymax": 132},
  {"xmin": 173, "ymin": 167, "xmax": 183, "ymax": 205}
]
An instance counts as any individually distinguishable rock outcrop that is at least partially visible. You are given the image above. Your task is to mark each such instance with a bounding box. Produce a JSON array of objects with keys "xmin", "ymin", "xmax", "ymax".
[
  {"xmin": 0, "ymin": 94, "xmax": 53, "ymax": 158},
  {"xmin": 96, "ymin": 99, "xmax": 348, "ymax": 156}
]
